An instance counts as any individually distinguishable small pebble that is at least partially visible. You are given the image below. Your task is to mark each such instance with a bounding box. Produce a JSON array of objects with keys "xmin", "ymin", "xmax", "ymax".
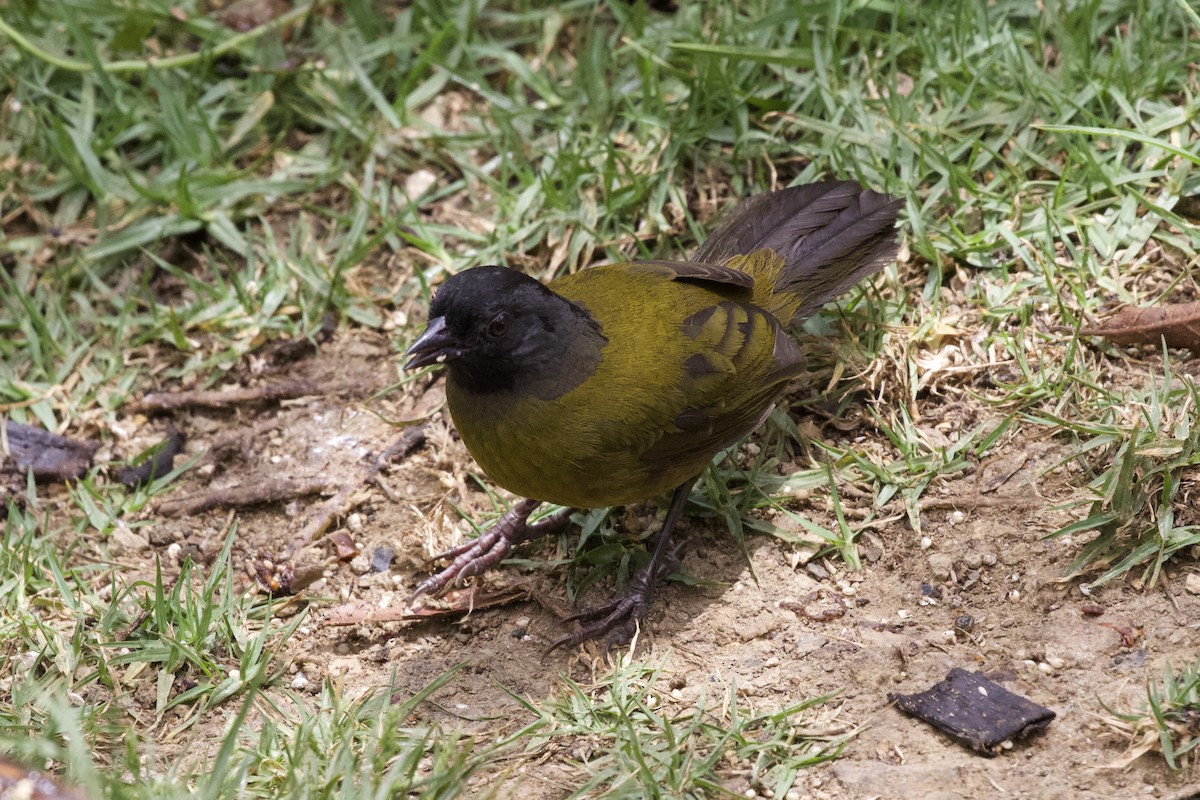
[
  {"xmin": 348, "ymin": 513, "xmax": 364, "ymax": 531},
  {"xmin": 291, "ymin": 672, "xmax": 310, "ymax": 690},
  {"xmin": 919, "ymin": 536, "xmax": 932, "ymax": 550},
  {"xmin": 963, "ymin": 552, "xmax": 983, "ymax": 569},
  {"xmin": 806, "ymin": 562, "xmax": 830, "ymax": 581},
  {"xmin": 671, "ymin": 688, "xmax": 683, "ymax": 701},
  {"xmin": 349, "ymin": 555, "xmax": 371, "ymax": 575},
  {"xmin": 981, "ymin": 552, "xmax": 997, "ymax": 566},
  {"xmin": 1046, "ymin": 655, "xmax": 1066, "ymax": 669},
  {"xmin": 166, "ymin": 542, "xmax": 183, "ymax": 562},
  {"xmin": 954, "ymin": 614, "xmax": 974, "ymax": 632},
  {"xmin": 515, "ymin": 616, "xmax": 531, "ymax": 628},
  {"xmin": 370, "ymin": 547, "xmax": 395, "ymax": 572},
  {"xmin": 928, "ymin": 553, "xmax": 953, "ymax": 580},
  {"xmin": 949, "ymin": 510, "xmax": 965, "ymax": 525},
  {"xmin": 1038, "ymin": 661, "xmax": 1053, "ymax": 675},
  {"xmin": 897, "ymin": 609, "xmax": 911, "ymax": 620}
]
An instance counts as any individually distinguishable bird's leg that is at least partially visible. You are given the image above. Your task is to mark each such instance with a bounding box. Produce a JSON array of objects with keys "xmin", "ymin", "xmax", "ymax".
[
  {"xmin": 548, "ymin": 478, "xmax": 696, "ymax": 653},
  {"xmin": 409, "ymin": 499, "xmax": 572, "ymax": 603}
]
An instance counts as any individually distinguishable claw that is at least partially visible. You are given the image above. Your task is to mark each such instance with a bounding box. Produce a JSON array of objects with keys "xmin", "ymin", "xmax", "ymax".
[
  {"xmin": 545, "ymin": 536, "xmax": 685, "ymax": 655},
  {"xmin": 409, "ymin": 501, "xmax": 571, "ymax": 604}
]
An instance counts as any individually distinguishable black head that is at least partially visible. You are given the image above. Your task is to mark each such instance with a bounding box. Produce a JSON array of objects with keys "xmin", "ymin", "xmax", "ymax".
[{"xmin": 405, "ymin": 266, "xmax": 604, "ymax": 397}]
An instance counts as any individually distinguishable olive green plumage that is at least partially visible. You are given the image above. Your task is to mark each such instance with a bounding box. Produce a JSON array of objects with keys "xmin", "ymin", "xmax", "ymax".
[{"xmin": 408, "ymin": 180, "xmax": 901, "ymax": 509}]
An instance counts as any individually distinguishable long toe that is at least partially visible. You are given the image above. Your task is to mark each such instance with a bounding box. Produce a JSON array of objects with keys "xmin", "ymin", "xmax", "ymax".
[
  {"xmin": 408, "ymin": 528, "xmax": 512, "ymax": 604},
  {"xmin": 408, "ymin": 500, "xmax": 556, "ymax": 605},
  {"xmin": 547, "ymin": 585, "xmax": 654, "ymax": 654}
]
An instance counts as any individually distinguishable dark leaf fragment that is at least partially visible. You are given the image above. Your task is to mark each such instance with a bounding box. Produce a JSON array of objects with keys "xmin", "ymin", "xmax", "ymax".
[
  {"xmin": 890, "ymin": 668, "xmax": 1055, "ymax": 755},
  {"xmin": 1, "ymin": 421, "xmax": 98, "ymax": 483}
]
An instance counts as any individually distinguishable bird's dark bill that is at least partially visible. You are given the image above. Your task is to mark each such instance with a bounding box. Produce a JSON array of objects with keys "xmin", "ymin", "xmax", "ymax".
[{"xmin": 404, "ymin": 316, "xmax": 458, "ymax": 369}]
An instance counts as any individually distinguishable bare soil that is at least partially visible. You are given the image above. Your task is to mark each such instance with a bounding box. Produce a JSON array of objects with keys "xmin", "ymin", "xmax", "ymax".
[{"xmin": 107, "ymin": 328, "xmax": 1200, "ymax": 799}]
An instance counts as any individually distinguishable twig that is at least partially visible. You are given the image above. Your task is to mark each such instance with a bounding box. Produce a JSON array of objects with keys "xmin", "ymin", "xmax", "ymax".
[
  {"xmin": 286, "ymin": 426, "xmax": 428, "ymax": 554},
  {"xmin": 129, "ymin": 378, "xmax": 377, "ymax": 414},
  {"xmin": 157, "ymin": 476, "xmax": 332, "ymax": 516}
]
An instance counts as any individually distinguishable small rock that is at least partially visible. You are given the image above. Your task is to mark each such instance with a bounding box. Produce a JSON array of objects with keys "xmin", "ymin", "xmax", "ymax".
[
  {"xmin": 963, "ymin": 551, "xmax": 983, "ymax": 569},
  {"xmin": 147, "ymin": 525, "xmax": 176, "ymax": 546},
  {"xmin": 1185, "ymin": 572, "xmax": 1200, "ymax": 595},
  {"xmin": 349, "ymin": 555, "xmax": 371, "ymax": 575},
  {"xmin": 981, "ymin": 552, "xmax": 997, "ymax": 566},
  {"xmin": 291, "ymin": 672, "xmax": 310, "ymax": 690},
  {"xmin": 348, "ymin": 513, "xmax": 364, "ymax": 532},
  {"xmin": 928, "ymin": 553, "xmax": 953, "ymax": 580},
  {"xmin": 919, "ymin": 536, "xmax": 933, "ymax": 550},
  {"xmin": 405, "ymin": 169, "xmax": 438, "ymax": 199},
  {"xmin": 109, "ymin": 526, "xmax": 150, "ymax": 557},
  {"xmin": 806, "ymin": 562, "xmax": 830, "ymax": 581},
  {"xmin": 370, "ymin": 547, "xmax": 395, "ymax": 573}
]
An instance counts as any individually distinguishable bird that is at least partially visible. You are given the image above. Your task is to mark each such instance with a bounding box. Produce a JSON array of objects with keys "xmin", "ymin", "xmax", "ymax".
[{"xmin": 405, "ymin": 180, "xmax": 902, "ymax": 651}]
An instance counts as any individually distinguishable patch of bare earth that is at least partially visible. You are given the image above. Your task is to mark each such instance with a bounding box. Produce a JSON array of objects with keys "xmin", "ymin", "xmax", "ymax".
[{"xmin": 99, "ymin": 328, "xmax": 1198, "ymax": 799}]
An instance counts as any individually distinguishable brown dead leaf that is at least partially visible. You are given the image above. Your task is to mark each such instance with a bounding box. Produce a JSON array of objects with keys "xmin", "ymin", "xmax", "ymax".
[
  {"xmin": 1080, "ymin": 302, "xmax": 1200, "ymax": 354},
  {"xmin": 323, "ymin": 587, "xmax": 528, "ymax": 626}
]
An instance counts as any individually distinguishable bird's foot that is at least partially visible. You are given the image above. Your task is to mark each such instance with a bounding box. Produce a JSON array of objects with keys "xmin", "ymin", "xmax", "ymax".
[
  {"xmin": 409, "ymin": 501, "xmax": 571, "ymax": 603},
  {"xmin": 547, "ymin": 541, "xmax": 683, "ymax": 653}
]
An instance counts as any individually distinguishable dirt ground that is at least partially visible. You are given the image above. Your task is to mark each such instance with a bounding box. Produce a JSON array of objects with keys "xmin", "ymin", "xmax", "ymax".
[{"xmin": 115, "ymin": 327, "xmax": 1199, "ymax": 799}]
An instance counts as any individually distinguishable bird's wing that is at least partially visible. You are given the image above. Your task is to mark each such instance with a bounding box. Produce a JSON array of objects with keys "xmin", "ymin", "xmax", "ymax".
[{"xmin": 635, "ymin": 299, "xmax": 799, "ymax": 476}]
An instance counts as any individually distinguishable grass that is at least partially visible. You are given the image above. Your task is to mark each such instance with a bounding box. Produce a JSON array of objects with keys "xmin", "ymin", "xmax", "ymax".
[
  {"xmin": 1, "ymin": 0, "xmax": 1199, "ymax": 796},
  {"xmin": 1039, "ymin": 354, "xmax": 1200, "ymax": 587},
  {"xmin": 1105, "ymin": 657, "xmax": 1200, "ymax": 770},
  {"xmin": 510, "ymin": 656, "xmax": 847, "ymax": 799}
]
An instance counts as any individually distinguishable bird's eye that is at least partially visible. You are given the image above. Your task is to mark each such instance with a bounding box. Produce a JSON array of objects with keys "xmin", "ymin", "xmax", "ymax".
[{"xmin": 487, "ymin": 311, "xmax": 512, "ymax": 338}]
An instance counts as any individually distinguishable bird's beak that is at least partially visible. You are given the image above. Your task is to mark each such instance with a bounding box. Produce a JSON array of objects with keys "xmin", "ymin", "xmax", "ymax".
[{"xmin": 405, "ymin": 316, "xmax": 457, "ymax": 370}]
